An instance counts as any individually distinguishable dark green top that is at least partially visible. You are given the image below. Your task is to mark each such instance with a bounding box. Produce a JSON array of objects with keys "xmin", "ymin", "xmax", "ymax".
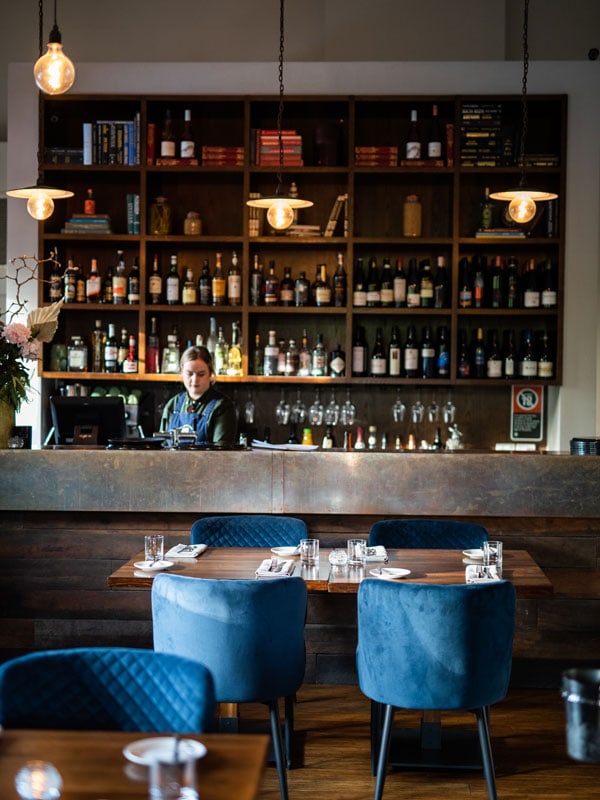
[{"xmin": 160, "ymin": 384, "xmax": 238, "ymax": 446}]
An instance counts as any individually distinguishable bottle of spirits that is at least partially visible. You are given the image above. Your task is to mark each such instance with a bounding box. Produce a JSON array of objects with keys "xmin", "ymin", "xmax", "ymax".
[
  {"xmin": 103, "ymin": 323, "xmax": 119, "ymax": 373},
  {"xmin": 206, "ymin": 316, "xmax": 218, "ymax": 359},
  {"xmin": 406, "ymin": 109, "xmax": 421, "ymax": 159},
  {"xmin": 117, "ymin": 327, "xmax": 129, "ymax": 369},
  {"xmin": 352, "ymin": 257, "xmax": 368, "ymax": 307},
  {"xmin": 146, "ymin": 316, "xmax": 161, "ymax": 373},
  {"xmin": 198, "ymin": 259, "xmax": 212, "ymax": 305},
  {"xmin": 127, "ymin": 257, "xmax": 140, "ymax": 305},
  {"xmin": 86, "ymin": 258, "xmax": 101, "ymax": 303},
  {"xmin": 436, "ymin": 325, "xmax": 450, "ymax": 378},
  {"xmin": 213, "ymin": 326, "xmax": 229, "ymax": 376},
  {"xmin": 489, "ymin": 256, "xmax": 505, "ymax": 309},
  {"xmin": 403, "ymin": 325, "xmax": 419, "ymax": 378},
  {"xmin": 480, "ymin": 186, "xmax": 495, "ymax": 230},
  {"xmin": 522, "ymin": 258, "xmax": 540, "ymax": 308},
  {"xmin": 486, "ymin": 329, "xmax": 502, "ymax": 378},
  {"xmin": 406, "ymin": 258, "xmax": 421, "ymax": 307},
  {"xmin": 379, "ymin": 258, "xmax": 394, "ymax": 307},
  {"xmin": 49, "ymin": 258, "xmax": 63, "ymax": 302},
  {"xmin": 263, "ymin": 330, "xmax": 279, "ymax": 376},
  {"xmin": 179, "ymin": 108, "xmax": 195, "ymax": 158},
  {"xmin": 74, "ymin": 262, "xmax": 86, "ymax": 303},
  {"xmin": 366, "ymin": 257, "xmax": 380, "ymax": 307},
  {"xmin": 226, "ymin": 251, "xmax": 242, "ymax": 306},
  {"xmin": 63, "ymin": 258, "xmax": 77, "ymax": 304},
  {"xmin": 458, "ymin": 257, "xmax": 473, "ymax": 308},
  {"xmin": 388, "ymin": 325, "xmax": 402, "ymax": 377},
  {"xmin": 166, "ymin": 255, "xmax": 181, "ymax": 305},
  {"xmin": 393, "ymin": 257, "xmax": 407, "ymax": 308},
  {"xmin": 427, "ymin": 104, "xmax": 442, "ymax": 159},
  {"xmin": 328, "ymin": 343, "xmax": 346, "ymax": 377},
  {"xmin": 252, "ymin": 333, "xmax": 264, "ymax": 376},
  {"xmin": 161, "ymin": 327, "xmax": 181, "ymax": 374},
  {"xmin": 506, "ymin": 256, "xmax": 521, "ymax": 309},
  {"xmin": 211, "ymin": 252, "xmax": 226, "ymax": 306},
  {"xmin": 287, "ymin": 424, "xmax": 300, "ymax": 445},
  {"xmin": 352, "ymin": 325, "xmax": 368, "ymax": 377},
  {"xmin": 226, "ymin": 322, "xmax": 243, "ymax": 376},
  {"xmin": 284, "ymin": 339, "xmax": 299, "ymax": 376},
  {"xmin": 90, "ymin": 319, "xmax": 105, "ymax": 373},
  {"xmin": 67, "ymin": 336, "xmax": 88, "ymax": 372},
  {"xmin": 333, "ymin": 252, "xmax": 347, "ymax": 307},
  {"xmin": 518, "ymin": 329, "xmax": 538, "ymax": 378},
  {"xmin": 84, "ymin": 187, "xmax": 96, "ymax": 215},
  {"xmin": 276, "ymin": 339, "xmax": 288, "ymax": 375},
  {"xmin": 298, "ymin": 329, "xmax": 311, "ymax": 377},
  {"xmin": 472, "ymin": 327, "xmax": 486, "ymax": 378},
  {"xmin": 122, "ymin": 334, "xmax": 138, "ymax": 374},
  {"xmin": 181, "ymin": 267, "xmax": 198, "ymax": 305},
  {"xmin": 502, "ymin": 329, "xmax": 516, "ymax": 379},
  {"xmin": 279, "ymin": 266, "xmax": 295, "ymax": 307},
  {"xmin": 263, "ymin": 261, "xmax": 280, "ymax": 306},
  {"xmin": 294, "ymin": 271, "xmax": 310, "ymax": 307},
  {"xmin": 540, "ymin": 259, "xmax": 557, "ymax": 308},
  {"xmin": 420, "ymin": 325, "xmax": 436, "ymax": 379},
  {"xmin": 160, "ymin": 109, "xmax": 176, "ymax": 158},
  {"xmin": 111, "ymin": 251, "xmax": 126, "ymax": 305},
  {"xmin": 457, "ymin": 329, "xmax": 471, "ymax": 378},
  {"xmin": 249, "ymin": 255, "xmax": 264, "ymax": 306},
  {"xmin": 313, "ymin": 264, "xmax": 332, "ymax": 307},
  {"xmin": 433, "ymin": 256, "xmax": 448, "ymax": 308},
  {"xmin": 101, "ymin": 265, "xmax": 113, "ymax": 304},
  {"xmin": 148, "ymin": 254, "xmax": 162, "ymax": 304},
  {"xmin": 418, "ymin": 259, "xmax": 434, "ymax": 308},
  {"xmin": 370, "ymin": 327, "xmax": 387, "ymax": 377},
  {"xmin": 473, "ymin": 263, "xmax": 485, "ymax": 308},
  {"xmin": 310, "ymin": 333, "xmax": 328, "ymax": 377}
]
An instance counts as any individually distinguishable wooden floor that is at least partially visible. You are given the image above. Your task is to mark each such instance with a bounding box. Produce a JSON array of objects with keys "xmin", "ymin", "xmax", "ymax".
[{"xmin": 244, "ymin": 684, "xmax": 600, "ymax": 800}]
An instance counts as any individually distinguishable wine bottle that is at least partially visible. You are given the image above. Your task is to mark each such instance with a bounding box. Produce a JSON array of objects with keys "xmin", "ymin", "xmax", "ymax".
[
  {"xmin": 226, "ymin": 322, "xmax": 243, "ymax": 376},
  {"xmin": 370, "ymin": 327, "xmax": 387, "ymax": 377},
  {"xmin": 420, "ymin": 325, "xmax": 436, "ymax": 379},
  {"xmin": 393, "ymin": 257, "xmax": 407, "ymax": 308},
  {"xmin": 333, "ymin": 252, "xmax": 347, "ymax": 307},
  {"xmin": 479, "ymin": 186, "xmax": 495, "ymax": 230},
  {"xmin": 427, "ymin": 103, "xmax": 442, "ymax": 159},
  {"xmin": 506, "ymin": 256, "xmax": 521, "ymax": 309},
  {"xmin": 148, "ymin": 254, "xmax": 163, "ymax": 304},
  {"xmin": 146, "ymin": 316, "xmax": 161, "ymax": 374},
  {"xmin": 379, "ymin": 258, "xmax": 394, "ymax": 307},
  {"xmin": 198, "ymin": 259, "xmax": 212, "ymax": 305},
  {"xmin": 252, "ymin": 333, "xmax": 264, "ymax": 376},
  {"xmin": 127, "ymin": 257, "xmax": 140, "ymax": 305},
  {"xmin": 518, "ymin": 329, "xmax": 538, "ymax": 378},
  {"xmin": 166, "ymin": 255, "xmax": 181, "ymax": 305},
  {"xmin": 537, "ymin": 331, "xmax": 554, "ymax": 379},
  {"xmin": 122, "ymin": 334, "xmax": 138, "ymax": 374},
  {"xmin": 457, "ymin": 329, "xmax": 470, "ymax": 378},
  {"xmin": 433, "ymin": 256, "xmax": 448, "ymax": 309},
  {"xmin": 117, "ymin": 327, "xmax": 129, "ymax": 369},
  {"xmin": 502, "ymin": 329, "xmax": 516, "ymax": 379},
  {"xmin": 458, "ymin": 258, "xmax": 473, "ymax": 308},
  {"xmin": 522, "ymin": 258, "xmax": 540, "ymax": 308},
  {"xmin": 388, "ymin": 325, "xmax": 401, "ymax": 377},
  {"xmin": 160, "ymin": 109, "xmax": 176, "ymax": 157},
  {"xmin": 472, "ymin": 327, "xmax": 486, "ymax": 378},
  {"xmin": 313, "ymin": 264, "xmax": 332, "ymax": 307},
  {"xmin": 104, "ymin": 323, "xmax": 119, "ymax": 373},
  {"xmin": 227, "ymin": 251, "xmax": 242, "ymax": 306},
  {"xmin": 263, "ymin": 260, "xmax": 280, "ymax": 306},
  {"xmin": 540, "ymin": 259, "xmax": 557, "ymax": 308},
  {"xmin": 179, "ymin": 108, "xmax": 195, "ymax": 158},
  {"xmin": 486, "ymin": 329, "xmax": 502, "ymax": 378},
  {"xmin": 473, "ymin": 264, "xmax": 485, "ymax": 309},
  {"xmin": 86, "ymin": 258, "xmax": 101, "ymax": 303},
  {"xmin": 418, "ymin": 259, "xmax": 434, "ymax": 308},
  {"xmin": 405, "ymin": 109, "xmax": 421, "ymax": 159},
  {"xmin": 436, "ymin": 326, "xmax": 450, "ymax": 378},
  {"xmin": 90, "ymin": 319, "xmax": 105, "ymax": 373},
  {"xmin": 249, "ymin": 255, "xmax": 264, "ymax": 306},
  {"xmin": 212, "ymin": 327, "xmax": 228, "ymax": 376},
  {"xmin": 112, "ymin": 250, "xmax": 127, "ymax": 305},
  {"xmin": 279, "ymin": 265, "xmax": 295, "ymax": 307},
  {"xmin": 181, "ymin": 267, "xmax": 197, "ymax": 305},
  {"xmin": 211, "ymin": 252, "xmax": 226, "ymax": 306},
  {"xmin": 490, "ymin": 256, "xmax": 505, "ymax": 309},
  {"xmin": 406, "ymin": 258, "xmax": 420, "ymax": 307},
  {"xmin": 352, "ymin": 326, "xmax": 367, "ymax": 377},
  {"xmin": 298, "ymin": 329, "xmax": 311, "ymax": 377},
  {"xmin": 366, "ymin": 257, "xmax": 380, "ymax": 307},
  {"xmin": 102, "ymin": 265, "xmax": 113, "ymax": 304},
  {"xmin": 403, "ymin": 325, "xmax": 419, "ymax": 379},
  {"xmin": 352, "ymin": 257, "xmax": 367, "ymax": 307}
]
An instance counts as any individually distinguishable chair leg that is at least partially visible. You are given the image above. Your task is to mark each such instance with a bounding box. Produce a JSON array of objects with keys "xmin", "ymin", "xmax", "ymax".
[
  {"xmin": 284, "ymin": 694, "xmax": 294, "ymax": 769},
  {"xmin": 374, "ymin": 704, "xmax": 394, "ymax": 800},
  {"xmin": 476, "ymin": 706, "xmax": 498, "ymax": 800},
  {"xmin": 370, "ymin": 700, "xmax": 384, "ymax": 776},
  {"xmin": 269, "ymin": 698, "xmax": 289, "ymax": 800}
]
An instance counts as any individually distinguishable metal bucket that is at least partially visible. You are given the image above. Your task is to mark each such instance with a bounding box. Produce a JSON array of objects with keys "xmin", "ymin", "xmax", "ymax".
[{"xmin": 561, "ymin": 668, "xmax": 600, "ymax": 763}]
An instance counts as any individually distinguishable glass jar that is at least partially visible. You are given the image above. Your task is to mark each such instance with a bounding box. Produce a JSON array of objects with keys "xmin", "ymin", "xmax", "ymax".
[
  {"xmin": 183, "ymin": 211, "xmax": 202, "ymax": 235},
  {"xmin": 403, "ymin": 194, "xmax": 422, "ymax": 237},
  {"xmin": 149, "ymin": 196, "xmax": 172, "ymax": 235}
]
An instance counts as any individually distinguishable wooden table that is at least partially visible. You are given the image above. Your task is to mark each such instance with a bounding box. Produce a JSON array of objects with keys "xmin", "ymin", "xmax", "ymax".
[{"xmin": 0, "ymin": 729, "xmax": 268, "ymax": 800}]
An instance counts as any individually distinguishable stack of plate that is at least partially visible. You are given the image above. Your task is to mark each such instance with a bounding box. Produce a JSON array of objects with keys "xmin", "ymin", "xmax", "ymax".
[{"xmin": 570, "ymin": 437, "xmax": 600, "ymax": 455}]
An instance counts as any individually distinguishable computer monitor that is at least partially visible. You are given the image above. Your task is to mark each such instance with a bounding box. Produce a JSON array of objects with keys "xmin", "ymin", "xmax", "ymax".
[{"xmin": 49, "ymin": 395, "xmax": 127, "ymax": 446}]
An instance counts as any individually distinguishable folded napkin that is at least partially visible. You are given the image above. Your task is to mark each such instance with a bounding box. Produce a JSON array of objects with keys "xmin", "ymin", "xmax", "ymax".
[
  {"xmin": 255, "ymin": 557, "xmax": 296, "ymax": 578},
  {"xmin": 465, "ymin": 564, "xmax": 501, "ymax": 584},
  {"xmin": 165, "ymin": 543, "xmax": 208, "ymax": 558},
  {"xmin": 366, "ymin": 546, "xmax": 388, "ymax": 562}
]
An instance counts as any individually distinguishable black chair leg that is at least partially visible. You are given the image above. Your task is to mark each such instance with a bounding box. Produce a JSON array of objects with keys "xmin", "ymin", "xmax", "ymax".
[
  {"xmin": 374, "ymin": 704, "xmax": 394, "ymax": 800},
  {"xmin": 269, "ymin": 698, "xmax": 289, "ymax": 800},
  {"xmin": 284, "ymin": 694, "xmax": 294, "ymax": 768},
  {"xmin": 370, "ymin": 700, "xmax": 384, "ymax": 776},
  {"xmin": 476, "ymin": 706, "xmax": 498, "ymax": 800}
]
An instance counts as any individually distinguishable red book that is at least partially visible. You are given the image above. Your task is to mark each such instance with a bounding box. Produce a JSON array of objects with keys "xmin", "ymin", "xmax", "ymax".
[{"xmin": 146, "ymin": 123, "xmax": 156, "ymax": 165}]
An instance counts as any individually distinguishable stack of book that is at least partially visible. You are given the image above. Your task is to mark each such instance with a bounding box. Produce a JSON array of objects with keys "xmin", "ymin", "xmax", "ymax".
[
  {"xmin": 460, "ymin": 103, "xmax": 514, "ymax": 167},
  {"xmin": 248, "ymin": 192, "xmax": 265, "ymax": 237},
  {"xmin": 83, "ymin": 114, "xmax": 141, "ymax": 166},
  {"xmin": 201, "ymin": 146, "xmax": 244, "ymax": 166},
  {"xmin": 61, "ymin": 214, "xmax": 112, "ymax": 235},
  {"xmin": 355, "ymin": 146, "xmax": 398, "ymax": 167},
  {"xmin": 323, "ymin": 193, "xmax": 348, "ymax": 237},
  {"xmin": 252, "ymin": 130, "xmax": 304, "ymax": 166},
  {"xmin": 285, "ymin": 224, "xmax": 322, "ymax": 237}
]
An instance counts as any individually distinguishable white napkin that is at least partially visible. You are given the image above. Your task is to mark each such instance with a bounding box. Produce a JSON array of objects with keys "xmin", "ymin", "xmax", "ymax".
[
  {"xmin": 165, "ymin": 543, "xmax": 208, "ymax": 558},
  {"xmin": 465, "ymin": 564, "xmax": 501, "ymax": 583},
  {"xmin": 255, "ymin": 558, "xmax": 296, "ymax": 577},
  {"xmin": 366, "ymin": 546, "xmax": 388, "ymax": 562}
]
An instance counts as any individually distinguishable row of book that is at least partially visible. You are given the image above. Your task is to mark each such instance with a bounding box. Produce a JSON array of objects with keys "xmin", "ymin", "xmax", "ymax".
[
  {"xmin": 460, "ymin": 102, "xmax": 515, "ymax": 167},
  {"xmin": 82, "ymin": 114, "xmax": 141, "ymax": 166},
  {"xmin": 251, "ymin": 129, "xmax": 304, "ymax": 166},
  {"xmin": 201, "ymin": 146, "xmax": 244, "ymax": 166},
  {"xmin": 61, "ymin": 214, "xmax": 113, "ymax": 235}
]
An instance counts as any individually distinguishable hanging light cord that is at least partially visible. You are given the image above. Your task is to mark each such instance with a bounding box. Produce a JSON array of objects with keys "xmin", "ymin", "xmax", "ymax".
[
  {"xmin": 275, "ymin": 0, "xmax": 286, "ymax": 195},
  {"xmin": 518, "ymin": 0, "xmax": 530, "ymax": 186},
  {"xmin": 36, "ymin": 0, "xmax": 45, "ymax": 186}
]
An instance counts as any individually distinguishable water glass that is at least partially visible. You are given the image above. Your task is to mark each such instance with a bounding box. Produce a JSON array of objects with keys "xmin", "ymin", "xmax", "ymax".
[
  {"xmin": 328, "ymin": 548, "xmax": 348, "ymax": 566},
  {"xmin": 347, "ymin": 538, "xmax": 367, "ymax": 567},
  {"xmin": 149, "ymin": 756, "xmax": 198, "ymax": 800},
  {"xmin": 300, "ymin": 538, "xmax": 319, "ymax": 566},
  {"xmin": 145, "ymin": 534, "xmax": 164, "ymax": 564},
  {"xmin": 15, "ymin": 761, "xmax": 62, "ymax": 800},
  {"xmin": 482, "ymin": 540, "xmax": 503, "ymax": 570}
]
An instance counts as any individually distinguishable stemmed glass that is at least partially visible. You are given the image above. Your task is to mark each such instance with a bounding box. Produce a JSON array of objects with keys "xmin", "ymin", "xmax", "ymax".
[
  {"xmin": 411, "ymin": 398, "xmax": 425, "ymax": 424},
  {"xmin": 427, "ymin": 393, "xmax": 440, "ymax": 423},
  {"xmin": 324, "ymin": 390, "xmax": 340, "ymax": 426},
  {"xmin": 392, "ymin": 389, "xmax": 406, "ymax": 423},
  {"xmin": 274, "ymin": 389, "xmax": 290, "ymax": 426},
  {"xmin": 244, "ymin": 390, "xmax": 256, "ymax": 425},
  {"xmin": 340, "ymin": 389, "xmax": 357, "ymax": 427},
  {"xmin": 443, "ymin": 392, "xmax": 457, "ymax": 424},
  {"xmin": 309, "ymin": 388, "xmax": 324, "ymax": 427},
  {"xmin": 291, "ymin": 389, "xmax": 306, "ymax": 425}
]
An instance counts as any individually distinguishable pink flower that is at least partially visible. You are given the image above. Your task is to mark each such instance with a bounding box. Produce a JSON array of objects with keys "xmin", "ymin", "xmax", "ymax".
[{"xmin": 3, "ymin": 322, "xmax": 32, "ymax": 346}]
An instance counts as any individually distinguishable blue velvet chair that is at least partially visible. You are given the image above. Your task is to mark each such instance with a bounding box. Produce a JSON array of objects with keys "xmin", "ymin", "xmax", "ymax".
[
  {"xmin": 190, "ymin": 514, "xmax": 307, "ymax": 548},
  {"xmin": 357, "ymin": 580, "xmax": 516, "ymax": 800},
  {"xmin": 368, "ymin": 518, "xmax": 488, "ymax": 549},
  {"xmin": 0, "ymin": 646, "xmax": 216, "ymax": 732},
  {"xmin": 152, "ymin": 573, "xmax": 307, "ymax": 800}
]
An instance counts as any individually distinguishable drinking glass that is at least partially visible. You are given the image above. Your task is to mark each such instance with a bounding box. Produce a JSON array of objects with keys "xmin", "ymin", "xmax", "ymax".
[
  {"xmin": 300, "ymin": 538, "xmax": 320, "ymax": 566},
  {"xmin": 291, "ymin": 389, "xmax": 306, "ymax": 424},
  {"xmin": 411, "ymin": 399, "xmax": 425, "ymax": 424},
  {"xmin": 427, "ymin": 394, "xmax": 440, "ymax": 423},
  {"xmin": 392, "ymin": 389, "xmax": 406, "ymax": 423},
  {"xmin": 274, "ymin": 389, "xmax": 290, "ymax": 426},
  {"xmin": 443, "ymin": 393, "xmax": 457, "ymax": 424},
  {"xmin": 149, "ymin": 756, "xmax": 198, "ymax": 800},
  {"xmin": 145, "ymin": 534, "xmax": 164, "ymax": 564},
  {"xmin": 324, "ymin": 390, "xmax": 340, "ymax": 426},
  {"xmin": 309, "ymin": 389, "xmax": 324, "ymax": 427},
  {"xmin": 244, "ymin": 391, "xmax": 255, "ymax": 425},
  {"xmin": 15, "ymin": 761, "xmax": 63, "ymax": 800},
  {"xmin": 482, "ymin": 540, "xmax": 503, "ymax": 570},
  {"xmin": 340, "ymin": 389, "xmax": 357, "ymax": 427},
  {"xmin": 347, "ymin": 538, "xmax": 367, "ymax": 567}
]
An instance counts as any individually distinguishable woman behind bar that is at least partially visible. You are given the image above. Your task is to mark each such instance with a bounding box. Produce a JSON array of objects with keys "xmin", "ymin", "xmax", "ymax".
[{"xmin": 160, "ymin": 345, "xmax": 237, "ymax": 446}]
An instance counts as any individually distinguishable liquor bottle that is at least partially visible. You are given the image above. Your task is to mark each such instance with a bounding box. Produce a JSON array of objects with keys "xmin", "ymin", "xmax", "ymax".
[
  {"xmin": 288, "ymin": 424, "xmax": 300, "ymax": 445},
  {"xmin": 403, "ymin": 325, "xmax": 419, "ymax": 378},
  {"xmin": 112, "ymin": 250, "xmax": 127, "ymax": 304},
  {"xmin": 486, "ymin": 329, "xmax": 502, "ymax": 378},
  {"xmin": 436, "ymin": 325, "xmax": 450, "ymax": 378},
  {"xmin": 366, "ymin": 257, "xmax": 380, "ymax": 307},
  {"xmin": 540, "ymin": 259, "xmax": 557, "ymax": 308},
  {"xmin": 388, "ymin": 325, "xmax": 402, "ymax": 377},
  {"xmin": 490, "ymin": 256, "xmax": 505, "ymax": 309},
  {"xmin": 427, "ymin": 104, "xmax": 442, "ymax": 159},
  {"xmin": 127, "ymin": 257, "xmax": 140, "ymax": 304},
  {"xmin": 419, "ymin": 259, "xmax": 434, "ymax": 308},
  {"xmin": 405, "ymin": 109, "xmax": 421, "ymax": 159},
  {"xmin": 321, "ymin": 426, "xmax": 335, "ymax": 449},
  {"xmin": 198, "ymin": 259, "xmax": 212, "ymax": 305},
  {"xmin": 480, "ymin": 186, "xmax": 495, "ymax": 230},
  {"xmin": 148, "ymin": 254, "xmax": 162, "ymax": 304},
  {"xmin": 213, "ymin": 326, "xmax": 229, "ymax": 376},
  {"xmin": 352, "ymin": 325, "xmax": 368, "ymax": 377},
  {"xmin": 226, "ymin": 322, "xmax": 243, "ymax": 376},
  {"xmin": 263, "ymin": 260, "xmax": 280, "ymax": 306},
  {"xmin": 166, "ymin": 254, "xmax": 181, "ymax": 305},
  {"xmin": 518, "ymin": 329, "xmax": 538, "ymax": 378},
  {"xmin": 101, "ymin": 265, "xmax": 113, "ymax": 304},
  {"xmin": 90, "ymin": 319, "xmax": 105, "ymax": 373},
  {"xmin": 352, "ymin": 257, "xmax": 367, "ymax": 307},
  {"xmin": 161, "ymin": 327, "xmax": 181, "ymax": 373},
  {"xmin": 328, "ymin": 343, "xmax": 346, "ymax": 377},
  {"xmin": 63, "ymin": 257, "xmax": 77, "ymax": 304},
  {"xmin": 67, "ymin": 336, "xmax": 87, "ymax": 372},
  {"xmin": 457, "ymin": 329, "xmax": 471, "ymax": 378},
  {"xmin": 433, "ymin": 256, "xmax": 448, "ymax": 308},
  {"xmin": 103, "ymin": 323, "xmax": 119, "ymax": 373},
  {"xmin": 406, "ymin": 258, "xmax": 421, "ymax": 307},
  {"xmin": 393, "ymin": 257, "xmax": 407, "ymax": 308},
  {"xmin": 84, "ymin": 188, "xmax": 96, "ymax": 215},
  {"xmin": 420, "ymin": 325, "xmax": 436, "ymax": 379},
  {"xmin": 49, "ymin": 258, "xmax": 63, "ymax": 302},
  {"xmin": 226, "ymin": 251, "xmax": 242, "ymax": 306},
  {"xmin": 506, "ymin": 256, "xmax": 521, "ymax": 309},
  {"xmin": 333, "ymin": 252, "xmax": 347, "ymax": 307},
  {"xmin": 276, "ymin": 339, "xmax": 287, "ymax": 375},
  {"xmin": 537, "ymin": 331, "xmax": 554, "ymax": 379},
  {"xmin": 279, "ymin": 266, "xmax": 295, "ymax": 307},
  {"xmin": 370, "ymin": 327, "xmax": 387, "ymax": 377},
  {"xmin": 146, "ymin": 316, "xmax": 161, "ymax": 373},
  {"xmin": 458, "ymin": 258, "xmax": 473, "ymax": 308},
  {"xmin": 379, "ymin": 258, "xmax": 394, "ymax": 307},
  {"xmin": 294, "ymin": 271, "xmax": 310, "ymax": 307},
  {"xmin": 252, "ymin": 333, "xmax": 264, "ymax": 376},
  {"xmin": 298, "ymin": 329, "xmax": 311, "ymax": 377},
  {"xmin": 502, "ymin": 329, "xmax": 516, "ymax": 379},
  {"xmin": 473, "ymin": 263, "xmax": 485, "ymax": 308},
  {"xmin": 211, "ymin": 252, "xmax": 226, "ymax": 306},
  {"xmin": 311, "ymin": 333, "xmax": 328, "ymax": 377},
  {"xmin": 160, "ymin": 109, "xmax": 176, "ymax": 158},
  {"xmin": 249, "ymin": 255, "xmax": 264, "ymax": 306},
  {"xmin": 86, "ymin": 258, "xmax": 101, "ymax": 303},
  {"xmin": 263, "ymin": 329, "xmax": 279, "ymax": 376},
  {"xmin": 179, "ymin": 108, "xmax": 195, "ymax": 158},
  {"xmin": 181, "ymin": 267, "xmax": 198, "ymax": 305},
  {"xmin": 284, "ymin": 339, "xmax": 300, "ymax": 376},
  {"xmin": 522, "ymin": 258, "xmax": 540, "ymax": 308},
  {"xmin": 122, "ymin": 334, "xmax": 138, "ymax": 374},
  {"xmin": 206, "ymin": 316, "xmax": 218, "ymax": 359},
  {"xmin": 74, "ymin": 262, "xmax": 86, "ymax": 303},
  {"xmin": 472, "ymin": 327, "xmax": 486, "ymax": 378},
  {"xmin": 117, "ymin": 327, "xmax": 129, "ymax": 369},
  {"xmin": 313, "ymin": 264, "xmax": 332, "ymax": 307}
]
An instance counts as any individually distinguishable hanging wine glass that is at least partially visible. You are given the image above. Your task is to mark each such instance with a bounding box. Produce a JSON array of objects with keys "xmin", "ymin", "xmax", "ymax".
[
  {"xmin": 427, "ymin": 393, "xmax": 440, "ymax": 423},
  {"xmin": 244, "ymin": 390, "xmax": 256, "ymax": 425},
  {"xmin": 411, "ymin": 399, "xmax": 425, "ymax": 424},
  {"xmin": 324, "ymin": 389, "xmax": 340, "ymax": 426},
  {"xmin": 443, "ymin": 392, "xmax": 457, "ymax": 424},
  {"xmin": 340, "ymin": 388, "xmax": 357, "ymax": 427},
  {"xmin": 392, "ymin": 388, "xmax": 406, "ymax": 423},
  {"xmin": 309, "ymin": 388, "xmax": 324, "ymax": 427},
  {"xmin": 274, "ymin": 388, "xmax": 290, "ymax": 426},
  {"xmin": 291, "ymin": 389, "xmax": 306, "ymax": 424}
]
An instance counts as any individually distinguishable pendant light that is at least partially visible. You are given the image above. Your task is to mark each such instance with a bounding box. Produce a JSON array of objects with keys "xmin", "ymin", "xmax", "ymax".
[
  {"xmin": 247, "ymin": 0, "xmax": 313, "ymax": 231},
  {"xmin": 489, "ymin": 0, "xmax": 557, "ymax": 223},
  {"xmin": 7, "ymin": 0, "xmax": 74, "ymax": 220},
  {"xmin": 33, "ymin": 0, "xmax": 75, "ymax": 95}
]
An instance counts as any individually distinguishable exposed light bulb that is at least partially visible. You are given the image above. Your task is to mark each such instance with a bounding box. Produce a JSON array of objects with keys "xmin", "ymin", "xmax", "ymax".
[
  {"xmin": 27, "ymin": 192, "xmax": 55, "ymax": 221},
  {"xmin": 266, "ymin": 201, "xmax": 295, "ymax": 231},
  {"xmin": 508, "ymin": 193, "xmax": 536, "ymax": 224},
  {"xmin": 34, "ymin": 41, "xmax": 75, "ymax": 95}
]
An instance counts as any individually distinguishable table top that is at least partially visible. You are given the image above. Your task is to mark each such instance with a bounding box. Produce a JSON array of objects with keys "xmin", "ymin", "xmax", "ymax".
[
  {"xmin": 107, "ymin": 547, "xmax": 553, "ymax": 597},
  {"xmin": 0, "ymin": 729, "xmax": 268, "ymax": 800}
]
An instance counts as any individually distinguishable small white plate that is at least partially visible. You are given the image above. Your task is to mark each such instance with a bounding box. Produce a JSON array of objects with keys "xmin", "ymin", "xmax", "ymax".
[
  {"xmin": 133, "ymin": 560, "xmax": 174, "ymax": 572},
  {"xmin": 462, "ymin": 549, "xmax": 484, "ymax": 560},
  {"xmin": 270, "ymin": 546, "xmax": 300, "ymax": 557},
  {"xmin": 369, "ymin": 568, "xmax": 411, "ymax": 580},
  {"xmin": 123, "ymin": 736, "xmax": 207, "ymax": 766}
]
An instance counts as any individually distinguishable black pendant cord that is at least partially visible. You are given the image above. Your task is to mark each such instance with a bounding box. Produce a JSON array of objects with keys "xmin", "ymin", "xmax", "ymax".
[
  {"xmin": 518, "ymin": 0, "xmax": 530, "ymax": 188},
  {"xmin": 36, "ymin": 0, "xmax": 45, "ymax": 187},
  {"xmin": 275, "ymin": 0, "xmax": 285, "ymax": 195}
]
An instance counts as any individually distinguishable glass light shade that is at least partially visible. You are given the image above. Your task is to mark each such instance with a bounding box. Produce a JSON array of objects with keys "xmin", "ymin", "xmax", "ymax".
[
  {"xmin": 34, "ymin": 42, "xmax": 75, "ymax": 95},
  {"xmin": 7, "ymin": 185, "xmax": 73, "ymax": 221},
  {"xmin": 508, "ymin": 193, "xmax": 537, "ymax": 223},
  {"xmin": 27, "ymin": 191, "xmax": 55, "ymax": 220},
  {"xmin": 266, "ymin": 200, "xmax": 295, "ymax": 230},
  {"xmin": 15, "ymin": 760, "xmax": 62, "ymax": 800}
]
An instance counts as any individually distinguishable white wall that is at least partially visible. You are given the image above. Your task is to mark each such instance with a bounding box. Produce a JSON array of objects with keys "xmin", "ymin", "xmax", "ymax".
[{"xmin": 7, "ymin": 60, "xmax": 600, "ymax": 449}]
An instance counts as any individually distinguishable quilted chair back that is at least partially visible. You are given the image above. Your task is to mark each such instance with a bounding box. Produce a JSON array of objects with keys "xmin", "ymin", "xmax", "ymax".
[
  {"xmin": 368, "ymin": 519, "xmax": 488, "ymax": 549},
  {"xmin": 0, "ymin": 647, "xmax": 216, "ymax": 732},
  {"xmin": 190, "ymin": 514, "xmax": 307, "ymax": 547}
]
